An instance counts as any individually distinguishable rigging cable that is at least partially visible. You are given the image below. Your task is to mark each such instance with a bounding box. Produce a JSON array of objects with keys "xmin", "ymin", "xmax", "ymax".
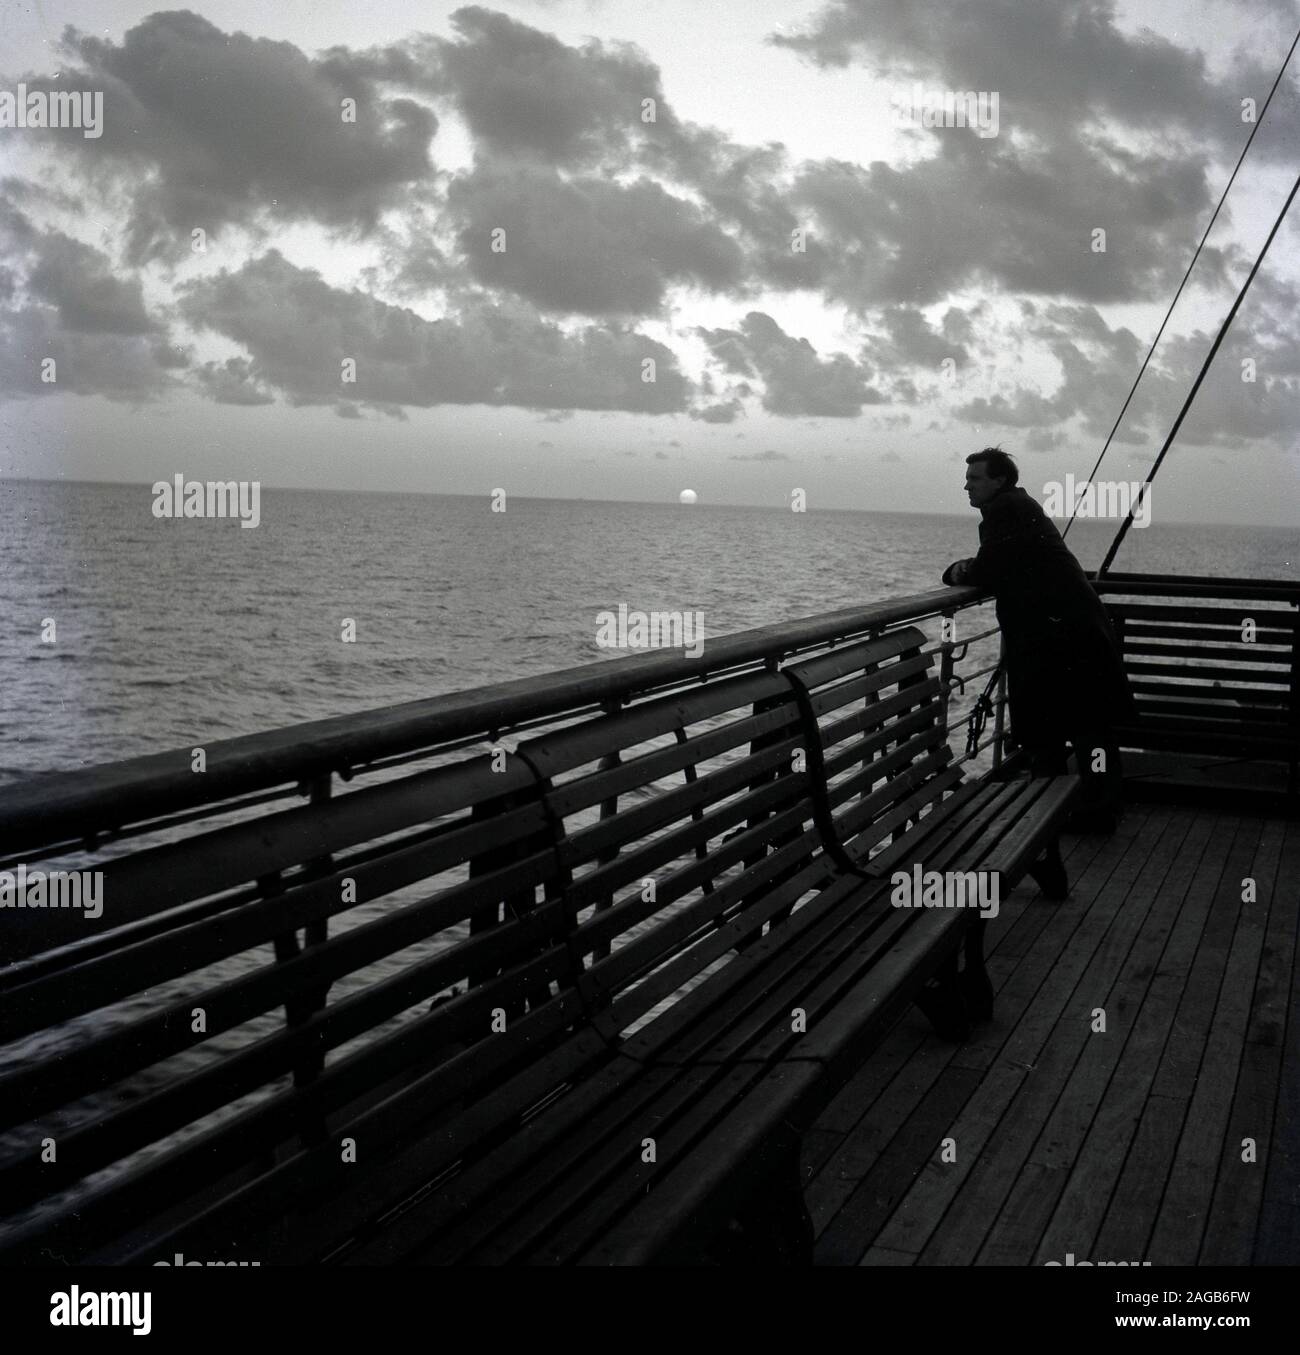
[
  {"xmin": 1063, "ymin": 23, "xmax": 1300, "ymax": 544},
  {"xmin": 1098, "ymin": 167, "xmax": 1300, "ymax": 576}
]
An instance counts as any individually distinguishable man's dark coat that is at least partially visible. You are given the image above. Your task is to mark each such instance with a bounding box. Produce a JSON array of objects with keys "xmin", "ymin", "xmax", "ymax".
[{"xmin": 942, "ymin": 485, "xmax": 1136, "ymax": 749}]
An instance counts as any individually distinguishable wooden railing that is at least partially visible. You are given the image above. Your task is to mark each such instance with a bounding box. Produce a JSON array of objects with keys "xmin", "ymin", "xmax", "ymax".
[
  {"xmin": 0, "ymin": 582, "xmax": 1006, "ymax": 966},
  {"xmin": 6, "ymin": 570, "xmax": 1294, "ymax": 973}
]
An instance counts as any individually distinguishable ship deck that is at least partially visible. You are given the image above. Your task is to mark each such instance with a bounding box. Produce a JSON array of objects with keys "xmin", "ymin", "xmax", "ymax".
[{"xmin": 803, "ymin": 797, "xmax": 1300, "ymax": 1266}]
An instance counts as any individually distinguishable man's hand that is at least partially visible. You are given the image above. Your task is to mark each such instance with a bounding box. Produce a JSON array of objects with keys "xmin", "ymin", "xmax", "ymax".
[{"xmin": 945, "ymin": 558, "xmax": 977, "ymax": 586}]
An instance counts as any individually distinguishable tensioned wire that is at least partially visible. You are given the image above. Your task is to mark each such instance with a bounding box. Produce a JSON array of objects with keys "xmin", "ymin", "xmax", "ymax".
[
  {"xmin": 1064, "ymin": 23, "xmax": 1300, "ymax": 550},
  {"xmin": 1098, "ymin": 166, "xmax": 1300, "ymax": 575}
]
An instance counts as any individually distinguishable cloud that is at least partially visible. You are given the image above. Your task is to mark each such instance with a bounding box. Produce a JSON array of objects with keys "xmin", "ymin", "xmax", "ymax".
[
  {"xmin": 950, "ymin": 298, "xmax": 1300, "ymax": 448},
  {"xmin": 1, "ymin": 1, "xmax": 1294, "ymax": 461},
  {"xmin": 433, "ymin": 5, "xmax": 692, "ymax": 168},
  {"xmin": 771, "ymin": 0, "xmax": 1295, "ymax": 158},
  {"xmin": 36, "ymin": 11, "xmax": 438, "ymax": 262},
  {"xmin": 26, "ymin": 231, "xmax": 156, "ymax": 334},
  {"xmin": 0, "ymin": 304, "xmax": 176, "ymax": 400},
  {"xmin": 699, "ymin": 311, "xmax": 885, "ymax": 416},
  {"xmin": 0, "ymin": 196, "xmax": 176, "ymax": 399},
  {"xmin": 194, "ymin": 356, "xmax": 275, "ymax": 405},
  {"xmin": 178, "ymin": 249, "xmax": 693, "ymax": 414},
  {"xmin": 449, "ymin": 163, "xmax": 743, "ymax": 316},
  {"xmin": 866, "ymin": 306, "xmax": 969, "ymax": 374},
  {"xmin": 754, "ymin": 0, "xmax": 1300, "ymax": 314}
]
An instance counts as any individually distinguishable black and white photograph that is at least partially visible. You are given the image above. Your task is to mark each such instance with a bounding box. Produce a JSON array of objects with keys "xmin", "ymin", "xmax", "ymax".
[{"xmin": 0, "ymin": 0, "xmax": 1297, "ymax": 1319}]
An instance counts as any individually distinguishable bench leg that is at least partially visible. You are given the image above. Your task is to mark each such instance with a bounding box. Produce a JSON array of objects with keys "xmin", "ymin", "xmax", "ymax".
[
  {"xmin": 726, "ymin": 1144, "xmax": 814, "ymax": 1265},
  {"xmin": 914, "ymin": 951, "xmax": 971, "ymax": 1042},
  {"xmin": 959, "ymin": 919, "xmax": 994, "ymax": 1024},
  {"xmin": 1027, "ymin": 834, "xmax": 1069, "ymax": 901}
]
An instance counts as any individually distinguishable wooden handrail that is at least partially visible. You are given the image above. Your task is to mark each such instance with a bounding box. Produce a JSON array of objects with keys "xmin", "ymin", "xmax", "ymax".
[
  {"xmin": 1091, "ymin": 573, "xmax": 1300, "ymax": 602},
  {"xmin": 10, "ymin": 569, "xmax": 1290, "ymax": 852},
  {"xmin": 0, "ymin": 584, "xmax": 989, "ymax": 851}
]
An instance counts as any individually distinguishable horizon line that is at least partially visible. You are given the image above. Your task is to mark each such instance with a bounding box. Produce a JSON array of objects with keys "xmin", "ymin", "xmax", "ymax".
[{"xmin": 1, "ymin": 473, "xmax": 1296, "ymax": 532}]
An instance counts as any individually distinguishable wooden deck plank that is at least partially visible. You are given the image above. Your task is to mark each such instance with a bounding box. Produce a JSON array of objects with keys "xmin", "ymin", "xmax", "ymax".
[
  {"xmin": 909, "ymin": 806, "xmax": 1193, "ymax": 1265},
  {"xmin": 1253, "ymin": 818, "xmax": 1300, "ymax": 1262},
  {"xmin": 1146, "ymin": 820, "xmax": 1277, "ymax": 1264},
  {"xmin": 807, "ymin": 1038, "xmax": 953, "ymax": 1238},
  {"xmin": 977, "ymin": 807, "xmax": 1230, "ymax": 1265},
  {"xmin": 1030, "ymin": 810, "xmax": 1243, "ymax": 1265},
  {"xmin": 813, "ymin": 1067, "xmax": 983, "ymax": 1265},
  {"xmin": 849, "ymin": 806, "xmax": 1170, "ymax": 1261},
  {"xmin": 858, "ymin": 1244, "xmax": 919, "ymax": 1266},
  {"xmin": 806, "ymin": 801, "xmax": 1296, "ymax": 1268},
  {"xmin": 1089, "ymin": 814, "xmax": 1265, "ymax": 1261},
  {"xmin": 804, "ymin": 821, "xmax": 1121, "ymax": 1242},
  {"xmin": 948, "ymin": 821, "xmax": 1144, "ymax": 1081},
  {"xmin": 1199, "ymin": 816, "xmax": 1295, "ymax": 1263},
  {"xmin": 800, "ymin": 829, "xmax": 1097, "ymax": 1212}
]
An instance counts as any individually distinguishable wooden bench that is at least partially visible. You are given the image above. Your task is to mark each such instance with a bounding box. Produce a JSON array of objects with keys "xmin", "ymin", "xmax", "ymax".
[{"xmin": 0, "ymin": 624, "xmax": 1076, "ymax": 1266}]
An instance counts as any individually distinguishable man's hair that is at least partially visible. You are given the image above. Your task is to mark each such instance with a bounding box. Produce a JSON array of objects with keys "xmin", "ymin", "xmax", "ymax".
[{"xmin": 966, "ymin": 446, "xmax": 1018, "ymax": 487}]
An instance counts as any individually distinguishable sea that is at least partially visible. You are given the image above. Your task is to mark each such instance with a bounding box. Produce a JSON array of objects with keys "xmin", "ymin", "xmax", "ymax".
[{"xmin": 3, "ymin": 478, "xmax": 1297, "ymax": 781}]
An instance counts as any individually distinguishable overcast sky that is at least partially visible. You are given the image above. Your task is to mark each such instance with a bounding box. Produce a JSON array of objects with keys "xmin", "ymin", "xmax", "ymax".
[{"xmin": 1, "ymin": 0, "xmax": 1297, "ymax": 523}]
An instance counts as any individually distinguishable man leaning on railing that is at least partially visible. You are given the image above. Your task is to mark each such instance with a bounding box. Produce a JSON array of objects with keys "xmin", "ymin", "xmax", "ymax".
[{"xmin": 942, "ymin": 447, "xmax": 1137, "ymax": 836}]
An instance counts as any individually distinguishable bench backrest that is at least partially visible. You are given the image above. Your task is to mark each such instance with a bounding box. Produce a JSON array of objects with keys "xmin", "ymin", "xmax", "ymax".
[{"xmin": 0, "ymin": 625, "xmax": 958, "ymax": 1262}]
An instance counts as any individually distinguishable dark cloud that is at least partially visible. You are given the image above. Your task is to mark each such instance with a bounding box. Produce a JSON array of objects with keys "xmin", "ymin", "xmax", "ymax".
[
  {"xmin": 729, "ymin": 448, "xmax": 791, "ymax": 462},
  {"xmin": 433, "ymin": 5, "xmax": 692, "ymax": 169},
  {"xmin": 0, "ymin": 305, "xmax": 176, "ymax": 399},
  {"xmin": 699, "ymin": 312, "xmax": 885, "ymax": 417},
  {"xmin": 0, "ymin": 197, "xmax": 175, "ymax": 398},
  {"xmin": 757, "ymin": 0, "xmax": 1297, "ymax": 317},
  {"xmin": 866, "ymin": 306, "xmax": 969, "ymax": 374},
  {"xmin": 27, "ymin": 232, "xmax": 155, "ymax": 335},
  {"xmin": 178, "ymin": 250, "xmax": 692, "ymax": 414},
  {"xmin": 790, "ymin": 137, "xmax": 1223, "ymax": 309},
  {"xmin": 39, "ymin": 11, "xmax": 438, "ymax": 262},
  {"xmin": 951, "ymin": 299, "xmax": 1300, "ymax": 449},
  {"xmin": 449, "ymin": 163, "xmax": 743, "ymax": 316}
]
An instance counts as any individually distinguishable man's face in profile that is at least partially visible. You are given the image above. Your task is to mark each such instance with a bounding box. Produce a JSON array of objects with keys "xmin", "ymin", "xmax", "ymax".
[{"xmin": 965, "ymin": 459, "xmax": 1005, "ymax": 508}]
